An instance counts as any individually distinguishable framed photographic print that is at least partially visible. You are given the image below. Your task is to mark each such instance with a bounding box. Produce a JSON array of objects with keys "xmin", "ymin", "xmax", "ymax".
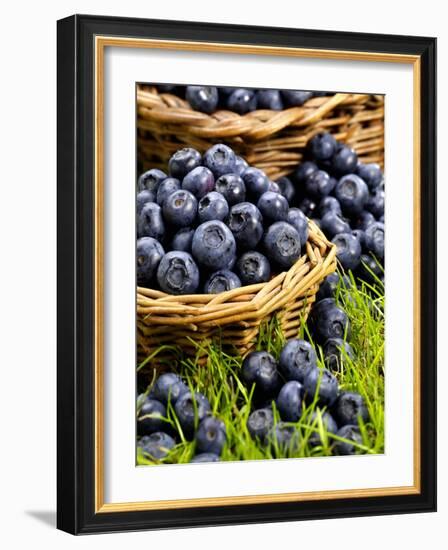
[{"xmin": 57, "ymin": 14, "xmax": 436, "ymax": 534}]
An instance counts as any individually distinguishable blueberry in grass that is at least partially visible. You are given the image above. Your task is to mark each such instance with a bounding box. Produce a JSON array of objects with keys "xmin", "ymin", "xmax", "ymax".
[
  {"xmin": 174, "ymin": 391, "xmax": 211, "ymax": 439},
  {"xmin": 171, "ymin": 227, "xmax": 195, "ymax": 253},
  {"xmin": 257, "ymin": 191, "xmax": 289, "ymax": 223},
  {"xmin": 241, "ymin": 167, "xmax": 270, "ymax": 198},
  {"xmin": 185, "ymin": 85, "xmax": 219, "ymax": 114},
  {"xmin": 320, "ymin": 211, "xmax": 351, "ymax": 239},
  {"xmin": 333, "ymin": 391, "xmax": 369, "ymax": 427},
  {"xmin": 156, "ymin": 251, "xmax": 200, "ymax": 295},
  {"xmin": 168, "ymin": 147, "xmax": 202, "ymax": 180},
  {"xmin": 279, "ymin": 339, "xmax": 317, "ymax": 383},
  {"xmin": 310, "ymin": 301, "xmax": 351, "ymax": 343},
  {"xmin": 226, "ymin": 88, "xmax": 257, "ymax": 114},
  {"xmin": 138, "ymin": 432, "xmax": 175, "ymax": 460},
  {"xmin": 287, "ymin": 208, "xmax": 309, "ymax": 246},
  {"xmin": 215, "ymin": 173, "xmax": 246, "ymax": 206},
  {"xmin": 162, "ymin": 189, "xmax": 198, "ymax": 228},
  {"xmin": 332, "ymin": 232, "xmax": 362, "ymax": 271},
  {"xmin": 181, "ymin": 166, "xmax": 215, "ymax": 199},
  {"xmin": 277, "ymin": 381, "xmax": 303, "ymax": 422},
  {"xmin": 281, "ymin": 90, "xmax": 313, "ymax": 107},
  {"xmin": 137, "ymin": 168, "xmax": 167, "ymax": 193},
  {"xmin": 307, "ymin": 410, "xmax": 338, "ymax": 447},
  {"xmin": 303, "ymin": 367, "xmax": 339, "ymax": 407},
  {"xmin": 236, "ymin": 251, "xmax": 271, "ymax": 285},
  {"xmin": 298, "ymin": 197, "xmax": 318, "ymax": 218},
  {"xmin": 276, "ymin": 176, "xmax": 295, "ymax": 204},
  {"xmin": 292, "ymin": 161, "xmax": 318, "ymax": 184},
  {"xmin": 364, "ymin": 222, "xmax": 385, "ymax": 260},
  {"xmin": 137, "ymin": 398, "xmax": 168, "ymax": 435},
  {"xmin": 333, "ymin": 425, "xmax": 363, "ymax": 455},
  {"xmin": 156, "ymin": 177, "xmax": 181, "ymax": 205},
  {"xmin": 195, "ymin": 416, "xmax": 227, "ymax": 455},
  {"xmin": 242, "ymin": 351, "xmax": 280, "ymax": 397},
  {"xmin": 203, "ymin": 144, "xmax": 236, "ymax": 178},
  {"xmin": 263, "ymin": 221, "xmax": 302, "ymax": 269},
  {"xmin": 234, "ymin": 155, "xmax": 249, "ymax": 176},
  {"xmin": 247, "ymin": 408, "xmax": 274, "ymax": 441},
  {"xmin": 366, "ymin": 188, "xmax": 385, "ymax": 218},
  {"xmin": 331, "ymin": 145, "xmax": 358, "ymax": 175},
  {"xmin": 356, "ymin": 211, "xmax": 376, "ymax": 230},
  {"xmin": 192, "ymin": 220, "xmax": 236, "ymax": 271},
  {"xmin": 138, "ymin": 202, "xmax": 165, "ymax": 241},
  {"xmin": 305, "ymin": 170, "xmax": 336, "ymax": 198},
  {"xmin": 334, "ymin": 174, "xmax": 369, "ymax": 216},
  {"xmin": 136, "ymin": 237, "xmax": 165, "ymax": 286},
  {"xmin": 356, "ymin": 253, "xmax": 383, "ymax": 284},
  {"xmin": 351, "ymin": 229, "xmax": 366, "ymax": 250},
  {"xmin": 317, "ymin": 273, "xmax": 349, "ymax": 300},
  {"xmin": 323, "ymin": 338, "xmax": 354, "ymax": 372},
  {"xmin": 198, "ymin": 191, "xmax": 229, "ymax": 223},
  {"xmin": 319, "ymin": 196, "xmax": 342, "ymax": 217},
  {"xmin": 356, "ymin": 162, "xmax": 383, "ymax": 190},
  {"xmin": 268, "ymin": 423, "xmax": 301, "ymax": 454},
  {"xmin": 256, "ymin": 89, "xmax": 284, "ymax": 110},
  {"xmin": 190, "ymin": 453, "xmax": 220, "ymax": 463},
  {"xmin": 228, "ymin": 202, "xmax": 264, "ymax": 250},
  {"xmin": 137, "ymin": 190, "xmax": 155, "ymax": 214},
  {"xmin": 153, "ymin": 373, "xmax": 189, "ymax": 405},
  {"xmin": 204, "ymin": 270, "xmax": 241, "ymax": 294},
  {"xmin": 308, "ymin": 132, "xmax": 337, "ymax": 160}
]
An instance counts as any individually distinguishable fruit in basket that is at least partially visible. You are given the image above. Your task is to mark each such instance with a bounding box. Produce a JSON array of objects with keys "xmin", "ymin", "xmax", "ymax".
[
  {"xmin": 263, "ymin": 221, "xmax": 301, "ymax": 269},
  {"xmin": 174, "ymin": 391, "xmax": 211, "ymax": 439},
  {"xmin": 276, "ymin": 176, "xmax": 295, "ymax": 204},
  {"xmin": 137, "ymin": 168, "xmax": 167, "ymax": 193},
  {"xmin": 215, "ymin": 173, "xmax": 246, "ymax": 206},
  {"xmin": 182, "ymin": 166, "xmax": 215, "ymax": 199},
  {"xmin": 228, "ymin": 202, "xmax": 264, "ymax": 250},
  {"xmin": 242, "ymin": 167, "xmax": 270, "ymax": 198},
  {"xmin": 198, "ymin": 191, "xmax": 229, "ymax": 223},
  {"xmin": 366, "ymin": 187, "xmax": 385, "ymax": 218},
  {"xmin": 281, "ymin": 89, "xmax": 313, "ymax": 106},
  {"xmin": 332, "ymin": 232, "xmax": 362, "ymax": 271},
  {"xmin": 276, "ymin": 381, "xmax": 303, "ymax": 422},
  {"xmin": 162, "ymin": 189, "xmax": 198, "ymax": 228},
  {"xmin": 156, "ymin": 251, "xmax": 200, "ymax": 295},
  {"xmin": 303, "ymin": 367, "xmax": 339, "ymax": 407},
  {"xmin": 308, "ymin": 132, "xmax": 337, "ymax": 161},
  {"xmin": 334, "ymin": 174, "xmax": 369, "ymax": 215},
  {"xmin": 185, "ymin": 85, "xmax": 219, "ymax": 114},
  {"xmin": 234, "ymin": 155, "xmax": 249, "ymax": 176},
  {"xmin": 168, "ymin": 147, "xmax": 202, "ymax": 180},
  {"xmin": 138, "ymin": 202, "xmax": 165, "ymax": 241},
  {"xmin": 257, "ymin": 191, "xmax": 289, "ymax": 223},
  {"xmin": 156, "ymin": 177, "xmax": 181, "ymax": 206},
  {"xmin": 319, "ymin": 196, "xmax": 342, "ymax": 217},
  {"xmin": 279, "ymin": 339, "xmax": 317, "ymax": 383},
  {"xmin": 171, "ymin": 227, "xmax": 195, "ymax": 253},
  {"xmin": 203, "ymin": 144, "xmax": 237, "ymax": 177},
  {"xmin": 236, "ymin": 251, "xmax": 271, "ymax": 284},
  {"xmin": 195, "ymin": 416, "xmax": 227, "ymax": 455},
  {"xmin": 286, "ymin": 207, "xmax": 309, "ymax": 245},
  {"xmin": 247, "ymin": 408, "xmax": 274, "ymax": 441},
  {"xmin": 138, "ymin": 432, "xmax": 176, "ymax": 460},
  {"xmin": 256, "ymin": 89, "xmax": 284, "ymax": 110},
  {"xmin": 192, "ymin": 220, "xmax": 236, "ymax": 270},
  {"xmin": 364, "ymin": 222, "xmax": 385, "ymax": 260},
  {"xmin": 242, "ymin": 351, "xmax": 280, "ymax": 396},
  {"xmin": 333, "ymin": 425, "xmax": 363, "ymax": 455},
  {"xmin": 331, "ymin": 144, "xmax": 358, "ymax": 175},
  {"xmin": 136, "ymin": 237, "xmax": 165, "ymax": 286},
  {"xmin": 204, "ymin": 270, "xmax": 241, "ymax": 294},
  {"xmin": 137, "ymin": 398, "xmax": 168, "ymax": 435},
  {"xmin": 305, "ymin": 169, "xmax": 336, "ymax": 198},
  {"xmin": 320, "ymin": 211, "xmax": 351, "ymax": 239},
  {"xmin": 333, "ymin": 391, "xmax": 369, "ymax": 427},
  {"xmin": 298, "ymin": 197, "xmax": 318, "ymax": 218},
  {"xmin": 356, "ymin": 162, "xmax": 383, "ymax": 190},
  {"xmin": 137, "ymin": 190, "xmax": 156, "ymax": 214},
  {"xmin": 226, "ymin": 88, "xmax": 257, "ymax": 114},
  {"xmin": 293, "ymin": 161, "xmax": 319, "ymax": 185}
]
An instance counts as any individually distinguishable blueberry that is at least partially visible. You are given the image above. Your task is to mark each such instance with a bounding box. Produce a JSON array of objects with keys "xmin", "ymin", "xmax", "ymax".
[
  {"xmin": 203, "ymin": 144, "xmax": 236, "ymax": 178},
  {"xmin": 279, "ymin": 339, "xmax": 317, "ymax": 382},
  {"xmin": 332, "ymin": 232, "xmax": 362, "ymax": 271},
  {"xmin": 308, "ymin": 133, "xmax": 337, "ymax": 160},
  {"xmin": 195, "ymin": 416, "xmax": 227, "ymax": 455},
  {"xmin": 227, "ymin": 88, "xmax": 257, "ymax": 114},
  {"xmin": 137, "ymin": 168, "xmax": 167, "ymax": 193},
  {"xmin": 138, "ymin": 202, "xmax": 165, "ymax": 240},
  {"xmin": 153, "ymin": 373, "xmax": 189, "ymax": 405},
  {"xmin": 138, "ymin": 432, "xmax": 175, "ymax": 460},
  {"xmin": 320, "ymin": 211, "xmax": 351, "ymax": 239},
  {"xmin": 281, "ymin": 90, "xmax": 313, "ymax": 106},
  {"xmin": 379, "ymin": 214, "xmax": 385, "ymax": 223},
  {"xmin": 356, "ymin": 163, "xmax": 383, "ymax": 190},
  {"xmin": 366, "ymin": 188, "xmax": 385, "ymax": 218},
  {"xmin": 136, "ymin": 237, "xmax": 165, "ymax": 286},
  {"xmin": 156, "ymin": 251, "xmax": 200, "ymax": 295},
  {"xmin": 356, "ymin": 211, "xmax": 376, "ymax": 230},
  {"xmin": 277, "ymin": 381, "xmax": 303, "ymax": 421},
  {"xmin": 356, "ymin": 253, "xmax": 383, "ymax": 284},
  {"xmin": 333, "ymin": 392, "xmax": 369, "ymax": 427},
  {"xmin": 256, "ymin": 89, "xmax": 284, "ymax": 110},
  {"xmin": 334, "ymin": 174, "xmax": 369, "ymax": 215},
  {"xmin": 364, "ymin": 222, "xmax": 384, "ymax": 260},
  {"xmin": 292, "ymin": 161, "xmax": 318, "ymax": 184},
  {"xmin": 307, "ymin": 410, "xmax": 338, "ymax": 447},
  {"xmin": 247, "ymin": 408, "xmax": 274, "ymax": 440},
  {"xmin": 198, "ymin": 191, "xmax": 229, "ymax": 223},
  {"xmin": 234, "ymin": 155, "xmax": 249, "ymax": 176},
  {"xmin": 162, "ymin": 189, "xmax": 198, "ymax": 228},
  {"xmin": 174, "ymin": 391, "xmax": 211, "ymax": 439},
  {"xmin": 276, "ymin": 176, "xmax": 295, "ymax": 204},
  {"xmin": 156, "ymin": 84, "xmax": 177, "ymax": 93},
  {"xmin": 305, "ymin": 170, "xmax": 336, "ymax": 198},
  {"xmin": 263, "ymin": 221, "xmax": 301, "ymax": 269},
  {"xmin": 257, "ymin": 191, "xmax": 289, "ymax": 223},
  {"xmin": 156, "ymin": 177, "xmax": 181, "ymax": 205},
  {"xmin": 236, "ymin": 251, "xmax": 271, "ymax": 285},
  {"xmin": 190, "ymin": 453, "xmax": 220, "ymax": 463},
  {"xmin": 228, "ymin": 202, "xmax": 264, "ymax": 250},
  {"xmin": 351, "ymin": 229, "xmax": 366, "ymax": 250},
  {"xmin": 317, "ymin": 272, "xmax": 344, "ymax": 300},
  {"xmin": 192, "ymin": 221, "xmax": 236, "ymax": 270},
  {"xmin": 242, "ymin": 351, "xmax": 280, "ymax": 396},
  {"xmin": 137, "ymin": 190, "xmax": 156, "ymax": 214},
  {"xmin": 303, "ymin": 368, "xmax": 339, "ymax": 407},
  {"xmin": 171, "ymin": 227, "xmax": 195, "ymax": 253},
  {"xmin": 137, "ymin": 398, "xmax": 167, "ymax": 435},
  {"xmin": 310, "ymin": 301, "xmax": 351, "ymax": 343},
  {"xmin": 331, "ymin": 145, "xmax": 358, "ymax": 175},
  {"xmin": 185, "ymin": 85, "xmax": 219, "ymax": 114},
  {"xmin": 319, "ymin": 196, "xmax": 342, "ymax": 217},
  {"xmin": 182, "ymin": 166, "xmax": 215, "ymax": 199},
  {"xmin": 298, "ymin": 197, "xmax": 318, "ymax": 218},
  {"xmin": 268, "ymin": 180, "xmax": 281, "ymax": 193},
  {"xmin": 323, "ymin": 338, "xmax": 354, "ymax": 371},
  {"xmin": 287, "ymin": 208, "xmax": 309, "ymax": 246},
  {"xmin": 268, "ymin": 422, "xmax": 301, "ymax": 453},
  {"xmin": 215, "ymin": 173, "xmax": 246, "ymax": 206},
  {"xmin": 241, "ymin": 167, "xmax": 270, "ymax": 198},
  {"xmin": 333, "ymin": 425, "xmax": 363, "ymax": 455},
  {"xmin": 168, "ymin": 147, "xmax": 202, "ymax": 180},
  {"xmin": 204, "ymin": 270, "xmax": 241, "ymax": 294}
]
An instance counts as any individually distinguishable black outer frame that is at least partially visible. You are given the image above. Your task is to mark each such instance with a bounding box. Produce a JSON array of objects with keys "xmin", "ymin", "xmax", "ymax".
[{"xmin": 57, "ymin": 14, "xmax": 436, "ymax": 535}]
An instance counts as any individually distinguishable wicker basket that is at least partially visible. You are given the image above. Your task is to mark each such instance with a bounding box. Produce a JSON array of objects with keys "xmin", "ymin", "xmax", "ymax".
[
  {"xmin": 137, "ymin": 220, "xmax": 337, "ymax": 365},
  {"xmin": 137, "ymin": 86, "xmax": 384, "ymax": 180}
]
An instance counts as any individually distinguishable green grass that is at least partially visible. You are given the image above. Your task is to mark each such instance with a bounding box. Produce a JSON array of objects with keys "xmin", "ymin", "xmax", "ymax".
[{"xmin": 136, "ymin": 270, "xmax": 384, "ymax": 465}]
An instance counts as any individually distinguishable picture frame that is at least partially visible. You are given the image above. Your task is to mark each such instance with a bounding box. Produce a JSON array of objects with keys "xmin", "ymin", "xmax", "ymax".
[{"xmin": 57, "ymin": 14, "xmax": 436, "ymax": 534}]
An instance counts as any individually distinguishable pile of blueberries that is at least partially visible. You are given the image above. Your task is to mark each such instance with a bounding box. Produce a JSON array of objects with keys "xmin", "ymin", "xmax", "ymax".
[{"xmin": 155, "ymin": 84, "xmax": 328, "ymax": 115}]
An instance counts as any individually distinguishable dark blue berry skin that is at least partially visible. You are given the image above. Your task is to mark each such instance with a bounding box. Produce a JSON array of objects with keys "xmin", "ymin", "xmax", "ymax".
[
  {"xmin": 356, "ymin": 253, "xmax": 383, "ymax": 284},
  {"xmin": 364, "ymin": 222, "xmax": 385, "ymax": 260},
  {"xmin": 203, "ymin": 144, "xmax": 236, "ymax": 178},
  {"xmin": 292, "ymin": 161, "xmax": 318, "ymax": 184},
  {"xmin": 268, "ymin": 423, "xmax": 301, "ymax": 453},
  {"xmin": 356, "ymin": 163, "xmax": 383, "ymax": 190},
  {"xmin": 162, "ymin": 189, "xmax": 198, "ymax": 228},
  {"xmin": 171, "ymin": 227, "xmax": 195, "ymax": 253},
  {"xmin": 136, "ymin": 237, "xmax": 165, "ymax": 286},
  {"xmin": 137, "ymin": 398, "xmax": 168, "ymax": 435},
  {"xmin": 257, "ymin": 191, "xmax": 289, "ymax": 223},
  {"xmin": 323, "ymin": 338, "xmax": 354, "ymax": 371},
  {"xmin": 185, "ymin": 86, "xmax": 219, "ymax": 114},
  {"xmin": 227, "ymin": 88, "xmax": 257, "ymax": 114},
  {"xmin": 303, "ymin": 368, "xmax": 339, "ymax": 407},
  {"xmin": 156, "ymin": 177, "xmax": 181, "ymax": 205},
  {"xmin": 379, "ymin": 214, "xmax": 385, "ymax": 223},
  {"xmin": 195, "ymin": 416, "xmax": 227, "ymax": 455},
  {"xmin": 181, "ymin": 166, "xmax": 215, "ymax": 199},
  {"xmin": 174, "ymin": 391, "xmax": 211, "ymax": 439},
  {"xmin": 282, "ymin": 90, "xmax": 313, "ymax": 106},
  {"xmin": 153, "ymin": 373, "xmax": 189, "ymax": 405},
  {"xmin": 305, "ymin": 170, "xmax": 336, "ymax": 198},
  {"xmin": 287, "ymin": 208, "xmax": 309, "ymax": 246},
  {"xmin": 242, "ymin": 167, "xmax": 270, "ymax": 198},
  {"xmin": 320, "ymin": 211, "xmax": 351, "ymax": 239},
  {"xmin": 228, "ymin": 202, "xmax": 264, "ymax": 250},
  {"xmin": 247, "ymin": 408, "xmax": 273, "ymax": 441},
  {"xmin": 138, "ymin": 202, "xmax": 165, "ymax": 241},
  {"xmin": 156, "ymin": 84, "xmax": 177, "ymax": 93},
  {"xmin": 168, "ymin": 147, "xmax": 202, "ymax": 180},
  {"xmin": 256, "ymin": 89, "xmax": 284, "ymax": 110},
  {"xmin": 137, "ymin": 190, "xmax": 156, "ymax": 214},
  {"xmin": 277, "ymin": 381, "xmax": 303, "ymax": 421},
  {"xmin": 332, "ymin": 232, "xmax": 362, "ymax": 271},
  {"xmin": 334, "ymin": 425, "xmax": 363, "ymax": 455},
  {"xmin": 356, "ymin": 211, "xmax": 376, "ymax": 230},
  {"xmin": 137, "ymin": 168, "xmax": 167, "ymax": 193},
  {"xmin": 333, "ymin": 392, "xmax": 369, "ymax": 427},
  {"xmin": 268, "ymin": 180, "xmax": 281, "ymax": 193},
  {"xmin": 308, "ymin": 410, "xmax": 338, "ymax": 447},
  {"xmin": 138, "ymin": 432, "xmax": 176, "ymax": 460},
  {"xmin": 236, "ymin": 251, "xmax": 271, "ymax": 285},
  {"xmin": 204, "ymin": 270, "xmax": 241, "ymax": 294},
  {"xmin": 190, "ymin": 453, "xmax": 220, "ymax": 463},
  {"xmin": 351, "ymin": 229, "xmax": 367, "ymax": 250},
  {"xmin": 308, "ymin": 132, "xmax": 337, "ymax": 160},
  {"xmin": 366, "ymin": 188, "xmax": 385, "ymax": 218},
  {"xmin": 192, "ymin": 221, "xmax": 237, "ymax": 271},
  {"xmin": 319, "ymin": 196, "xmax": 342, "ymax": 217},
  {"xmin": 242, "ymin": 351, "xmax": 280, "ymax": 397},
  {"xmin": 263, "ymin": 221, "xmax": 301, "ymax": 269},
  {"xmin": 279, "ymin": 339, "xmax": 317, "ymax": 383},
  {"xmin": 317, "ymin": 273, "xmax": 349, "ymax": 300},
  {"xmin": 298, "ymin": 197, "xmax": 318, "ymax": 218},
  {"xmin": 311, "ymin": 301, "xmax": 351, "ymax": 343},
  {"xmin": 276, "ymin": 176, "xmax": 295, "ymax": 204},
  {"xmin": 156, "ymin": 251, "xmax": 200, "ymax": 295},
  {"xmin": 215, "ymin": 173, "xmax": 246, "ymax": 206},
  {"xmin": 198, "ymin": 191, "xmax": 229, "ymax": 223},
  {"xmin": 331, "ymin": 145, "xmax": 358, "ymax": 175},
  {"xmin": 234, "ymin": 156, "xmax": 249, "ymax": 176},
  {"xmin": 334, "ymin": 174, "xmax": 369, "ymax": 215}
]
